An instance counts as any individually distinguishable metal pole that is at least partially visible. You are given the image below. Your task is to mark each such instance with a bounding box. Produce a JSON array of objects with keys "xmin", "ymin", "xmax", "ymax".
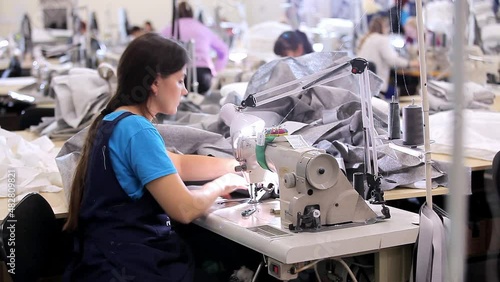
[
  {"xmin": 191, "ymin": 39, "xmax": 199, "ymax": 94},
  {"xmin": 468, "ymin": 0, "xmax": 475, "ymax": 46},
  {"xmin": 415, "ymin": 0, "xmax": 432, "ymax": 208},
  {"xmin": 448, "ymin": 0, "xmax": 468, "ymax": 280}
]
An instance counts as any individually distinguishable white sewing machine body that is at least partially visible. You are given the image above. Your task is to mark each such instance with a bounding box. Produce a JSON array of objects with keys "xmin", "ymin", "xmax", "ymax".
[{"xmin": 234, "ymin": 130, "xmax": 378, "ymax": 232}]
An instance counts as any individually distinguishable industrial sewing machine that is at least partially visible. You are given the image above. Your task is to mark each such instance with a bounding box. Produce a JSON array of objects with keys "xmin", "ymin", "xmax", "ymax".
[
  {"xmin": 219, "ymin": 59, "xmax": 390, "ymax": 232},
  {"xmin": 222, "ymin": 105, "xmax": 379, "ymax": 232},
  {"xmin": 212, "ymin": 58, "xmax": 401, "ymax": 281}
]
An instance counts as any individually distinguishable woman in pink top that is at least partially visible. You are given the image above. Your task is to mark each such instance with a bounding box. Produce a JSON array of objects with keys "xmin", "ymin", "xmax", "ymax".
[{"xmin": 161, "ymin": 1, "xmax": 229, "ymax": 94}]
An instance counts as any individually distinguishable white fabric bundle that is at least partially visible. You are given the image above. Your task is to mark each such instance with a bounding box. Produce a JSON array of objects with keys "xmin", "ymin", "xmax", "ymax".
[
  {"xmin": 427, "ymin": 80, "xmax": 496, "ymax": 112},
  {"xmin": 430, "ymin": 109, "xmax": 500, "ymax": 161},
  {"xmin": 0, "ymin": 129, "xmax": 62, "ymax": 199}
]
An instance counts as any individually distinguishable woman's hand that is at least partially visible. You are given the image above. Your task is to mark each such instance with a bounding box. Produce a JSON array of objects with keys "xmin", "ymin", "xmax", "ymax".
[
  {"xmin": 210, "ymin": 173, "xmax": 249, "ymax": 197},
  {"xmin": 148, "ymin": 172, "xmax": 249, "ymax": 223}
]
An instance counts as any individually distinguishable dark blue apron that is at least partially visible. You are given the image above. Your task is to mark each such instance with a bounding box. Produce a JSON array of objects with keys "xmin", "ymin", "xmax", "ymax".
[{"xmin": 64, "ymin": 112, "xmax": 193, "ymax": 282}]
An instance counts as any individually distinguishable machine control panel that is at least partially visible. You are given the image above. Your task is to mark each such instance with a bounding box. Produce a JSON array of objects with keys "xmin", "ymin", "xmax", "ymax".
[{"xmin": 267, "ymin": 257, "xmax": 298, "ymax": 280}]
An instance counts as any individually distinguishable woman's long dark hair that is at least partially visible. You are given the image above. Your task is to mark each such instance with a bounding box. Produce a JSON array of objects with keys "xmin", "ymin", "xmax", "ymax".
[{"xmin": 64, "ymin": 33, "xmax": 189, "ymax": 231}]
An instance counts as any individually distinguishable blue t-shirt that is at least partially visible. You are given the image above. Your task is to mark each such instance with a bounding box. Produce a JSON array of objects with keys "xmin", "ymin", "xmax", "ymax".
[{"xmin": 103, "ymin": 111, "xmax": 177, "ymax": 199}]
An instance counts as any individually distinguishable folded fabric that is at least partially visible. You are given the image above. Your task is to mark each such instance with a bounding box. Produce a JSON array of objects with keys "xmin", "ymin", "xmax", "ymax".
[
  {"xmin": 427, "ymin": 80, "xmax": 496, "ymax": 113},
  {"xmin": 53, "ymin": 68, "xmax": 111, "ymax": 129},
  {"xmin": 0, "ymin": 128, "xmax": 62, "ymax": 199}
]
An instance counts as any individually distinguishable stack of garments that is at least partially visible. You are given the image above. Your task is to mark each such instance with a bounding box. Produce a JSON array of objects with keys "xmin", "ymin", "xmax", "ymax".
[
  {"xmin": 427, "ymin": 80, "xmax": 496, "ymax": 113},
  {"xmin": 0, "ymin": 129, "xmax": 62, "ymax": 199},
  {"xmin": 32, "ymin": 64, "xmax": 116, "ymax": 139}
]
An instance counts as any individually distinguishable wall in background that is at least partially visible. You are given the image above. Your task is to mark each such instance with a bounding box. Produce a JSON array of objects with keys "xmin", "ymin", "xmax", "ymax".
[
  {"xmin": 0, "ymin": 0, "xmax": 172, "ymax": 41},
  {"xmin": 0, "ymin": 0, "xmax": 283, "ymax": 41},
  {"xmin": 0, "ymin": 0, "xmax": 39, "ymax": 37}
]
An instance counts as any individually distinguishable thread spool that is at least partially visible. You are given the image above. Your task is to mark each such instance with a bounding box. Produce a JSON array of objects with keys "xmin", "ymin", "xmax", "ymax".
[
  {"xmin": 388, "ymin": 96, "xmax": 401, "ymax": 139},
  {"xmin": 402, "ymin": 103, "xmax": 424, "ymax": 146}
]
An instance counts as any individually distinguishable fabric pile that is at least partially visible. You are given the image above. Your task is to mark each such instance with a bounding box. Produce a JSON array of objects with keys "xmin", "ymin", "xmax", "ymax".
[
  {"xmin": 427, "ymin": 80, "xmax": 496, "ymax": 113},
  {"xmin": 0, "ymin": 128, "xmax": 62, "ymax": 198},
  {"xmin": 32, "ymin": 64, "xmax": 115, "ymax": 140},
  {"xmin": 232, "ymin": 52, "xmax": 446, "ymax": 190}
]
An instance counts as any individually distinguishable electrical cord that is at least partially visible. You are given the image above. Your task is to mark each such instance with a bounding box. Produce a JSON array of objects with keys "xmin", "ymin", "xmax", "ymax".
[
  {"xmin": 333, "ymin": 258, "xmax": 358, "ymax": 282},
  {"xmin": 294, "ymin": 259, "xmax": 324, "ymax": 273},
  {"xmin": 351, "ymin": 256, "xmax": 374, "ymax": 282},
  {"xmin": 295, "ymin": 258, "xmax": 359, "ymax": 281},
  {"xmin": 251, "ymin": 262, "xmax": 264, "ymax": 282},
  {"xmin": 314, "ymin": 262, "xmax": 322, "ymax": 282}
]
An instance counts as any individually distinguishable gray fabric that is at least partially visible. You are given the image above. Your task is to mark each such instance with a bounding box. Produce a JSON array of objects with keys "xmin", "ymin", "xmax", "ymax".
[
  {"xmin": 244, "ymin": 52, "xmax": 383, "ymax": 99},
  {"xmin": 315, "ymin": 140, "xmax": 447, "ymax": 190},
  {"xmin": 32, "ymin": 65, "xmax": 115, "ymax": 138},
  {"xmin": 53, "ymin": 68, "xmax": 112, "ymax": 128},
  {"xmin": 415, "ymin": 204, "xmax": 449, "ymax": 282},
  {"xmin": 156, "ymin": 124, "xmax": 233, "ymax": 158},
  {"xmin": 232, "ymin": 52, "xmax": 444, "ymax": 190}
]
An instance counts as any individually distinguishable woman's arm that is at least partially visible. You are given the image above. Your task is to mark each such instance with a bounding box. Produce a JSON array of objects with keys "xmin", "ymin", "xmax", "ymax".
[
  {"xmin": 147, "ymin": 172, "xmax": 247, "ymax": 224},
  {"xmin": 168, "ymin": 152, "xmax": 239, "ymax": 182}
]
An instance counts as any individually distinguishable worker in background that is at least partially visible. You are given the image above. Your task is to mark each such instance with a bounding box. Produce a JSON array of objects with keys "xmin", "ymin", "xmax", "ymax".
[
  {"xmin": 403, "ymin": 16, "xmax": 418, "ymax": 59},
  {"xmin": 128, "ymin": 25, "xmax": 145, "ymax": 41},
  {"xmin": 161, "ymin": 1, "xmax": 229, "ymax": 95},
  {"xmin": 144, "ymin": 20, "xmax": 155, "ymax": 32},
  {"xmin": 62, "ymin": 33, "xmax": 247, "ymax": 282},
  {"xmin": 403, "ymin": 17, "xmax": 417, "ymax": 45},
  {"xmin": 69, "ymin": 20, "xmax": 87, "ymax": 48},
  {"xmin": 357, "ymin": 16, "xmax": 419, "ymax": 98},
  {"xmin": 273, "ymin": 30, "xmax": 313, "ymax": 57}
]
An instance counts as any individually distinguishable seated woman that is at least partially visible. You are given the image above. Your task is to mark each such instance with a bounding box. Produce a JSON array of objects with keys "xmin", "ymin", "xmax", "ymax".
[
  {"xmin": 273, "ymin": 30, "xmax": 313, "ymax": 57},
  {"xmin": 357, "ymin": 15, "xmax": 419, "ymax": 97},
  {"xmin": 62, "ymin": 33, "xmax": 247, "ymax": 282}
]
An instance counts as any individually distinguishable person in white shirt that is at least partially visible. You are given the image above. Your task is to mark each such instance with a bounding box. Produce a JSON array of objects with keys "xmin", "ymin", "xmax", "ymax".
[{"xmin": 357, "ymin": 15, "xmax": 419, "ymax": 96}]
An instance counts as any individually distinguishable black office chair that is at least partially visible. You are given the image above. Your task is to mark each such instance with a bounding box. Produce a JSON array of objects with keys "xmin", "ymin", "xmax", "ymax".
[
  {"xmin": 493, "ymin": 151, "xmax": 500, "ymax": 193},
  {"xmin": 19, "ymin": 107, "xmax": 55, "ymax": 130},
  {"xmin": 0, "ymin": 193, "xmax": 69, "ymax": 282}
]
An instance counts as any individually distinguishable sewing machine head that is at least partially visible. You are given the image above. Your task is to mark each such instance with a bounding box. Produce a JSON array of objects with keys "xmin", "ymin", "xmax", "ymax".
[{"xmin": 220, "ymin": 104, "xmax": 378, "ymax": 232}]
